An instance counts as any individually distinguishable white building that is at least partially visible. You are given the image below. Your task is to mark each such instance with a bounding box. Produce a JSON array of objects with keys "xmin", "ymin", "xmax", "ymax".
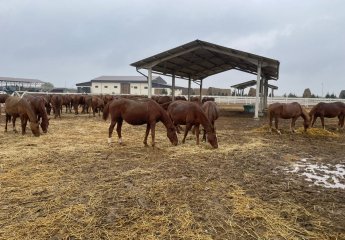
[{"xmin": 76, "ymin": 76, "xmax": 184, "ymax": 95}]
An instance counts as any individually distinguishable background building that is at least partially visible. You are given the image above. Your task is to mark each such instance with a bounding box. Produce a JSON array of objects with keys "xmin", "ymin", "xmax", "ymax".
[{"xmin": 76, "ymin": 76, "xmax": 183, "ymax": 95}]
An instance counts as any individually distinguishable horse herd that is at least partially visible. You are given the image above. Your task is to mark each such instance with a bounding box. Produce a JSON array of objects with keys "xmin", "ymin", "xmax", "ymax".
[
  {"xmin": 1, "ymin": 93, "xmax": 344, "ymax": 148},
  {"xmin": 0, "ymin": 93, "xmax": 219, "ymax": 148}
]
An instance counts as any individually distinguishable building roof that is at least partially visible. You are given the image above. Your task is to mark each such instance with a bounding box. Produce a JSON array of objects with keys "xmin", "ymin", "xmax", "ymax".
[
  {"xmin": 90, "ymin": 75, "xmax": 165, "ymax": 83},
  {"xmin": 0, "ymin": 76, "xmax": 45, "ymax": 84},
  {"xmin": 130, "ymin": 39, "xmax": 280, "ymax": 81},
  {"xmin": 231, "ymin": 80, "xmax": 278, "ymax": 90},
  {"xmin": 76, "ymin": 81, "xmax": 92, "ymax": 87}
]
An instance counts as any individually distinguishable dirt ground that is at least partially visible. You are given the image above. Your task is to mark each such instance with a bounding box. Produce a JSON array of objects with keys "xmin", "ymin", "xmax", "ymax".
[{"xmin": 0, "ymin": 106, "xmax": 344, "ymax": 240}]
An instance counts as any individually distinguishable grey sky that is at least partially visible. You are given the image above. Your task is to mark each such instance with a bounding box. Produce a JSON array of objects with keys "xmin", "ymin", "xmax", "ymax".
[{"xmin": 0, "ymin": 0, "xmax": 344, "ymax": 96}]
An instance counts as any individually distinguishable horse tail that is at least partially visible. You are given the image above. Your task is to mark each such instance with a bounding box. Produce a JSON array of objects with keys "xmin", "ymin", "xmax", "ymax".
[{"xmin": 102, "ymin": 101, "xmax": 111, "ymax": 121}]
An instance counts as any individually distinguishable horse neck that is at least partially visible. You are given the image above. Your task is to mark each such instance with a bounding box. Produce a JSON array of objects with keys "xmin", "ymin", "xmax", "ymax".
[
  {"xmin": 198, "ymin": 109, "xmax": 213, "ymax": 133},
  {"xmin": 300, "ymin": 108, "xmax": 310, "ymax": 123},
  {"xmin": 22, "ymin": 100, "xmax": 38, "ymax": 122}
]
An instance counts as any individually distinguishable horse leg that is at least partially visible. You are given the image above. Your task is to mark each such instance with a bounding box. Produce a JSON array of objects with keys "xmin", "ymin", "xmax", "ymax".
[
  {"xmin": 5, "ymin": 114, "xmax": 10, "ymax": 132},
  {"xmin": 321, "ymin": 116, "xmax": 325, "ymax": 129},
  {"xmin": 291, "ymin": 117, "xmax": 297, "ymax": 133},
  {"xmin": 182, "ymin": 123, "xmax": 193, "ymax": 144},
  {"xmin": 108, "ymin": 120, "xmax": 116, "ymax": 144},
  {"xmin": 202, "ymin": 128, "xmax": 206, "ymax": 142},
  {"xmin": 143, "ymin": 124, "xmax": 150, "ymax": 146},
  {"xmin": 311, "ymin": 115, "xmax": 317, "ymax": 127},
  {"xmin": 116, "ymin": 120, "xmax": 123, "ymax": 144},
  {"xmin": 21, "ymin": 116, "xmax": 28, "ymax": 135},
  {"xmin": 150, "ymin": 123, "xmax": 156, "ymax": 147},
  {"xmin": 274, "ymin": 117, "xmax": 281, "ymax": 134},
  {"xmin": 194, "ymin": 124, "xmax": 200, "ymax": 145},
  {"xmin": 12, "ymin": 116, "xmax": 18, "ymax": 133}
]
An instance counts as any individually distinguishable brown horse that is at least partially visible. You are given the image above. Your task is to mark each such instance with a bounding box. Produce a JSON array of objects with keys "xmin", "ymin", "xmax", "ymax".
[
  {"xmin": 72, "ymin": 95, "xmax": 85, "ymax": 114},
  {"xmin": 309, "ymin": 102, "xmax": 345, "ymax": 129},
  {"xmin": 24, "ymin": 95, "xmax": 50, "ymax": 133},
  {"xmin": 103, "ymin": 98, "xmax": 178, "ymax": 147},
  {"xmin": 91, "ymin": 96, "xmax": 104, "ymax": 117},
  {"xmin": 167, "ymin": 100, "xmax": 218, "ymax": 148},
  {"xmin": 5, "ymin": 96, "xmax": 40, "ymax": 136},
  {"xmin": 268, "ymin": 102, "xmax": 310, "ymax": 134},
  {"xmin": 201, "ymin": 101, "xmax": 219, "ymax": 141},
  {"xmin": 51, "ymin": 95, "xmax": 62, "ymax": 119}
]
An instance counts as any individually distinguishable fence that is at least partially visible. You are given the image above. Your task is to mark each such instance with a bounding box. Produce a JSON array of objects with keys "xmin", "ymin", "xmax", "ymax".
[
  {"xmin": 6, "ymin": 91, "xmax": 345, "ymax": 107},
  {"xmin": 212, "ymin": 96, "xmax": 345, "ymax": 107}
]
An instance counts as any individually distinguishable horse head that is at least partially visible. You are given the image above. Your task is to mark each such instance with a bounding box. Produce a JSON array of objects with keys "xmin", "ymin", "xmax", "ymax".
[
  {"xmin": 167, "ymin": 126, "xmax": 178, "ymax": 146},
  {"xmin": 207, "ymin": 127, "xmax": 218, "ymax": 149},
  {"xmin": 30, "ymin": 121, "xmax": 40, "ymax": 137}
]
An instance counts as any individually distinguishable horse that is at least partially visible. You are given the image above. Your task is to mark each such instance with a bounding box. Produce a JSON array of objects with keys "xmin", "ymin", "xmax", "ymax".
[
  {"xmin": 51, "ymin": 95, "xmax": 62, "ymax": 119},
  {"xmin": 23, "ymin": 95, "xmax": 50, "ymax": 133},
  {"xmin": 309, "ymin": 102, "xmax": 345, "ymax": 129},
  {"xmin": 167, "ymin": 100, "xmax": 218, "ymax": 148},
  {"xmin": 91, "ymin": 96, "xmax": 104, "ymax": 117},
  {"xmin": 61, "ymin": 95, "xmax": 72, "ymax": 113},
  {"xmin": 4, "ymin": 96, "xmax": 40, "ymax": 136},
  {"xmin": 201, "ymin": 101, "xmax": 219, "ymax": 141},
  {"xmin": 103, "ymin": 98, "xmax": 178, "ymax": 147},
  {"xmin": 268, "ymin": 102, "xmax": 310, "ymax": 134},
  {"xmin": 72, "ymin": 95, "xmax": 85, "ymax": 114}
]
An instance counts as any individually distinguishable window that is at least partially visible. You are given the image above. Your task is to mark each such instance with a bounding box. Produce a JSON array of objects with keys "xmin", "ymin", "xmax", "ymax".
[
  {"xmin": 114, "ymin": 86, "xmax": 118, "ymax": 88},
  {"xmin": 133, "ymin": 86, "xmax": 138, "ymax": 89},
  {"xmin": 144, "ymin": 87, "xmax": 148, "ymax": 89},
  {"xmin": 95, "ymin": 86, "xmax": 99, "ymax": 88},
  {"xmin": 104, "ymin": 86, "xmax": 108, "ymax": 88}
]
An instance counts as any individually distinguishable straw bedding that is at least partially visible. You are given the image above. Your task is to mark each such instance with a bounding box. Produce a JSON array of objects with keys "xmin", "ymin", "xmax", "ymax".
[{"xmin": 0, "ymin": 112, "xmax": 344, "ymax": 239}]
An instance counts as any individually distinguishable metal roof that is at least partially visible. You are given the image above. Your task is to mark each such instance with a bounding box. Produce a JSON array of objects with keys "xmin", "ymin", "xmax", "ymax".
[
  {"xmin": 131, "ymin": 39, "xmax": 280, "ymax": 81},
  {"xmin": 89, "ymin": 75, "xmax": 166, "ymax": 83},
  {"xmin": 0, "ymin": 76, "xmax": 45, "ymax": 84},
  {"xmin": 231, "ymin": 80, "xmax": 278, "ymax": 90}
]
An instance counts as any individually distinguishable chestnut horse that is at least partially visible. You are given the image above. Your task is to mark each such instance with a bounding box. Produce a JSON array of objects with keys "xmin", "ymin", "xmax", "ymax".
[
  {"xmin": 5, "ymin": 96, "xmax": 40, "ymax": 136},
  {"xmin": 51, "ymin": 95, "xmax": 62, "ymax": 119},
  {"xmin": 201, "ymin": 101, "xmax": 219, "ymax": 141},
  {"xmin": 268, "ymin": 102, "xmax": 310, "ymax": 134},
  {"xmin": 309, "ymin": 102, "xmax": 345, "ymax": 129},
  {"xmin": 167, "ymin": 100, "xmax": 218, "ymax": 148},
  {"xmin": 24, "ymin": 95, "xmax": 50, "ymax": 133},
  {"xmin": 103, "ymin": 98, "xmax": 178, "ymax": 147}
]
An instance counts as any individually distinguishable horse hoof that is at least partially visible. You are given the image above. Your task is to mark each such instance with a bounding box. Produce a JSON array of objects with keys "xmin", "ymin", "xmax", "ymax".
[{"xmin": 107, "ymin": 138, "xmax": 113, "ymax": 144}]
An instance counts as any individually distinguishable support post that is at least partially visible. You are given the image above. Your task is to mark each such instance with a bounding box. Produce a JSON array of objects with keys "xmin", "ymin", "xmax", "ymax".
[
  {"xmin": 264, "ymin": 78, "xmax": 269, "ymax": 110},
  {"xmin": 172, "ymin": 74, "xmax": 175, "ymax": 101},
  {"xmin": 148, "ymin": 68, "xmax": 152, "ymax": 98},
  {"xmin": 254, "ymin": 60, "xmax": 262, "ymax": 119},
  {"xmin": 187, "ymin": 76, "xmax": 191, "ymax": 100},
  {"xmin": 199, "ymin": 80, "xmax": 203, "ymax": 101}
]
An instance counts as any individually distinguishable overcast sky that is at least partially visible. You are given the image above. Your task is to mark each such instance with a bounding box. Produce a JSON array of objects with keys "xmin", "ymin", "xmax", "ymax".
[{"xmin": 0, "ymin": 0, "xmax": 344, "ymax": 96}]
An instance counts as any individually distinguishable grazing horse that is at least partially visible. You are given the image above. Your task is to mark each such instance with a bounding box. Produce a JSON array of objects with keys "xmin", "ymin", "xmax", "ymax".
[
  {"xmin": 24, "ymin": 95, "xmax": 50, "ymax": 133},
  {"xmin": 5, "ymin": 96, "xmax": 40, "ymax": 136},
  {"xmin": 309, "ymin": 102, "xmax": 345, "ymax": 129},
  {"xmin": 268, "ymin": 102, "xmax": 310, "ymax": 134},
  {"xmin": 61, "ymin": 95, "xmax": 72, "ymax": 113},
  {"xmin": 201, "ymin": 101, "xmax": 219, "ymax": 141},
  {"xmin": 103, "ymin": 98, "xmax": 178, "ymax": 147},
  {"xmin": 167, "ymin": 100, "xmax": 218, "ymax": 148}
]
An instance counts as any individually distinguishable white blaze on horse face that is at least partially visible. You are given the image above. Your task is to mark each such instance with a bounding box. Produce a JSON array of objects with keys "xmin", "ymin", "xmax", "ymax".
[{"xmin": 108, "ymin": 137, "xmax": 113, "ymax": 144}]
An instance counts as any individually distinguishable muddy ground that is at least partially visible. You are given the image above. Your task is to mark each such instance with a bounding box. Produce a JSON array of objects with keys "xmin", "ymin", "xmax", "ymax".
[{"xmin": 0, "ymin": 107, "xmax": 344, "ymax": 239}]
